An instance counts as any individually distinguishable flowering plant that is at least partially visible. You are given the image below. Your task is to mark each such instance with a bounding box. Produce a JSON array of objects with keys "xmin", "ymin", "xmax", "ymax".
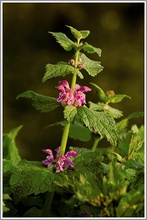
[{"xmin": 3, "ymin": 26, "xmax": 144, "ymax": 217}]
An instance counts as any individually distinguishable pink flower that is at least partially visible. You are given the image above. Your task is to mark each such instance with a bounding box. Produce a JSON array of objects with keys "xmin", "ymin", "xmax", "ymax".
[
  {"xmin": 56, "ymin": 80, "xmax": 91, "ymax": 107},
  {"xmin": 42, "ymin": 147, "xmax": 78, "ymax": 172}
]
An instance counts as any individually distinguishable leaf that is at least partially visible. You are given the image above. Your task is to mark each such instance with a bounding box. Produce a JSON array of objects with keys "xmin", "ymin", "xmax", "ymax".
[
  {"xmin": 64, "ymin": 106, "xmax": 77, "ymax": 122},
  {"xmin": 3, "ymin": 126, "xmax": 22, "ymax": 165},
  {"xmin": 83, "ymin": 42, "xmax": 102, "ymax": 57},
  {"xmin": 76, "ymin": 106, "xmax": 118, "ymax": 146},
  {"xmin": 107, "ymin": 94, "xmax": 131, "ymax": 104},
  {"xmin": 66, "ymin": 25, "xmax": 82, "ymax": 39},
  {"xmin": 66, "ymin": 25, "xmax": 90, "ymax": 40},
  {"xmin": 42, "ymin": 62, "xmax": 83, "ymax": 82},
  {"xmin": 90, "ymin": 82, "xmax": 107, "ymax": 101},
  {"xmin": 80, "ymin": 30, "xmax": 90, "ymax": 39},
  {"xmin": 79, "ymin": 53, "xmax": 104, "ymax": 77},
  {"xmin": 89, "ymin": 101, "xmax": 123, "ymax": 119},
  {"xmin": 69, "ymin": 122, "xmax": 91, "ymax": 142},
  {"xmin": 17, "ymin": 90, "xmax": 59, "ymax": 112},
  {"xmin": 10, "ymin": 160, "xmax": 54, "ymax": 203},
  {"xmin": 127, "ymin": 111, "xmax": 144, "ymax": 119},
  {"xmin": 49, "ymin": 32, "xmax": 75, "ymax": 51}
]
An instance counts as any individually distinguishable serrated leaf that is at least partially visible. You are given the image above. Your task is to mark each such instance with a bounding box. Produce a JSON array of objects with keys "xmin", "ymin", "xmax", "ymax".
[
  {"xmin": 107, "ymin": 94, "xmax": 131, "ymax": 104},
  {"xmin": 17, "ymin": 90, "xmax": 59, "ymax": 112},
  {"xmin": 49, "ymin": 31, "xmax": 75, "ymax": 51},
  {"xmin": 83, "ymin": 42, "xmax": 102, "ymax": 57},
  {"xmin": 76, "ymin": 106, "xmax": 117, "ymax": 146},
  {"xmin": 3, "ymin": 126, "xmax": 22, "ymax": 165},
  {"xmin": 10, "ymin": 160, "xmax": 54, "ymax": 203},
  {"xmin": 42, "ymin": 63, "xmax": 73, "ymax": 81},
  {"xmin": 64, "ymin": 106, "xmax": 77, "ymax": 122},
  {"xmin": 90, "ymin": 82, "xmax": 107, "ymax": 101},
  {"xmin": 79, "ymin": 53, "xmax": 104, "ymax": 77}
]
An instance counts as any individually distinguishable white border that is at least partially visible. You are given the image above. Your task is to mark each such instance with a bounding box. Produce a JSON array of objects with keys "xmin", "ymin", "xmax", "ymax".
[{"xmin": 1, "ymin": 1, "xmax": 146, "ymax": 220}]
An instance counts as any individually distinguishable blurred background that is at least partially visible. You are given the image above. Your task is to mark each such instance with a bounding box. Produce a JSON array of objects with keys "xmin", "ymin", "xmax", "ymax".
[{"xmin": 3, "ymin": 2, "xmax": 144, "ymax": 161}]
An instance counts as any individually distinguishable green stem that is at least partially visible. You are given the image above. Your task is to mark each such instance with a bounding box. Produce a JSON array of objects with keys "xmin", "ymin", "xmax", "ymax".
[
  {"xmin": 92, "ymin": 136, "xmax": 103, "ymax": 152},
  {"xmin": 59, "ymin": 45, "xmax": 80, "ymax": 156},
  {"xmin": 59, "ymin": 122, "xmax": 70, "ymax": 156}
]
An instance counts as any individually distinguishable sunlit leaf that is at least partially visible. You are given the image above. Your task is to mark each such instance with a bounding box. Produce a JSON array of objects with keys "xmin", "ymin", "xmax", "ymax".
[
  {"xmin": 49, "ymin": 32, "xmax": 75, "ymax": 51},
  {"xmin": 79, "ymin": 53, "xmax": 104, "ymax": 77},
  {"xmin": 83, "ymin": 42, "xmax": 102, "ymax": 57}
]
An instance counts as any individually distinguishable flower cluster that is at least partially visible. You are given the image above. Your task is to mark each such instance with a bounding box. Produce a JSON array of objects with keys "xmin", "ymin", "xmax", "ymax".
[
  {"xmin": 42, "ymin": 146, "xmax": 78, "ymax": 172},
  {"xmin": 56, "ymin": 80, "xmax": 91, "ymax": 107}
]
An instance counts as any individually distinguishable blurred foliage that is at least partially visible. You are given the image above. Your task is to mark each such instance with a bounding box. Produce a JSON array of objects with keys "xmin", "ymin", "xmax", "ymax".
[{"xmin": 3, "ymin": 3, "xmax": 144, "ymax": 160}]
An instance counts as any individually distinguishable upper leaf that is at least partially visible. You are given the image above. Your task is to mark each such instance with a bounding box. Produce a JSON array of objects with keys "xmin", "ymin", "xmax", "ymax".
[
  {"xmin": 79, "ymin": 53, "xmax": 104, "ymax": 77},
  {"xmin": 17, "ymin": 90, "xmax": 59, "ymax": 112},
  {"xmin": 3, "ymin": 126, "xmax": 22, "ymax": 165},
  {"xmin": 66, "ymin": 25, "xmax": 90, "ymax": 40},
  {"xmin": 83, "ymin": 42, "xmax": 102, "ymax": 57},
  {"xmin": 76, "ymin": 106, "xmax": 118, "ymax": 146},
  {"xmin": 49, "ymin": 32, "xmax": 75, "ymax": 51},
  {"xmin": 42, "ymin": 62, "xmax": 83, "ymax": 82}
]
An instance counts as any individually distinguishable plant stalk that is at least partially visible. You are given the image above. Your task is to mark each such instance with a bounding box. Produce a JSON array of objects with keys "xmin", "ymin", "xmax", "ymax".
[
  {"xmin": 92, "ymin": 136, "xmax": 103, "ymax": 152},
  {"xmin": 42, "ymin": 191, "xmax": 54, "ymax": 217},
  {"xmin": 59, "ymin": 44, "xmax": 80, "ymax": 156}
]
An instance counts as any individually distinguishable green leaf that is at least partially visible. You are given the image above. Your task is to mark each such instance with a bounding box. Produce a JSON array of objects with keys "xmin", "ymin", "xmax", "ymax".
[
  {"xmin": 83, "ymin": 42, "xmax": 102, "ymax": 57},
  {"xmin": 90, "ymin": 82, "xmax": 107, "ymax": 101},
  {"xmin": 69, "ymin": 122, "xmax": 91, "ymax": 142},
  {"xmin": 89, "ymin": 102, "xmax": 123, "ymax": 119},
  {"xmin": 10, "ymin": 160, "xmax": 54, "ymax": 203},
  {"xmin": 66, "ymin": 25, "xmax": 90, "ymax": 40},
  {"xmin": 3, "ymin": 126, "xmax": 22, "ymax": 165},
  {"xmin": 66, "ymin": 25, "xmax": 82, "ymax": 39},
  {"xmin": 107, "ymin": 94, "xmax": 131, "ymax": 104},
  {"xmin": 80, "ymin": 30, "xmax": 90, "ymax": 39},
  {"xmin": 17, "ymin": 90, "xmax": 59, "ymax": 112},
  {"xmin": 49, "ymin": 32, "xmax": 75, "ymax": 51},
  {"xmin": 76, "ymin": 106, "xmax": 117, "ymax": 146},
  {"xmin": 42, "ymin": 62, "xmax": 73, "ymax": 81},
  {"xmin": 64, "ymin": 106, "xmax": 77, "ymax": 122},
  {"xmin": 127, "ymin": 111, "xmax": 144, "ymax": 119},
  {"xmin": 79, "ymin": 53, "xmax": 104, "ymax": 77}
]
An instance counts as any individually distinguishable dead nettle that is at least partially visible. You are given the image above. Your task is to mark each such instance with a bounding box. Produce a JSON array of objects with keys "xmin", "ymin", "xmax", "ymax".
[{"xmin": 17, "ymin": 25, "xmax": 131, "ymax": 172}]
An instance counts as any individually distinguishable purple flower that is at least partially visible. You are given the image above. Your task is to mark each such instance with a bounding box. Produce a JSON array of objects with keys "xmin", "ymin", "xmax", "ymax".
[
  {"xmin": 56, "ymin": 80, "xmax": 91, "ymax": 107},
  {"xmin": 42, "ymin": 146, "xmax": 78, "ymax": 172}
]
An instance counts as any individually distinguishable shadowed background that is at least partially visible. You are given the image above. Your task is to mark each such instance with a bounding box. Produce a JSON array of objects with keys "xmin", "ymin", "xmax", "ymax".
[{"xmin": 3, "ymin": 2, "xmax": 144, "ymax": 161}]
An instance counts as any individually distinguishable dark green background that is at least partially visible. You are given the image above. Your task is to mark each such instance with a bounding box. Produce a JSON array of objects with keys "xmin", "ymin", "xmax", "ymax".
[{"xmin": 3, "ymin": 2, "xmax": 144, "ymax": 160}]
